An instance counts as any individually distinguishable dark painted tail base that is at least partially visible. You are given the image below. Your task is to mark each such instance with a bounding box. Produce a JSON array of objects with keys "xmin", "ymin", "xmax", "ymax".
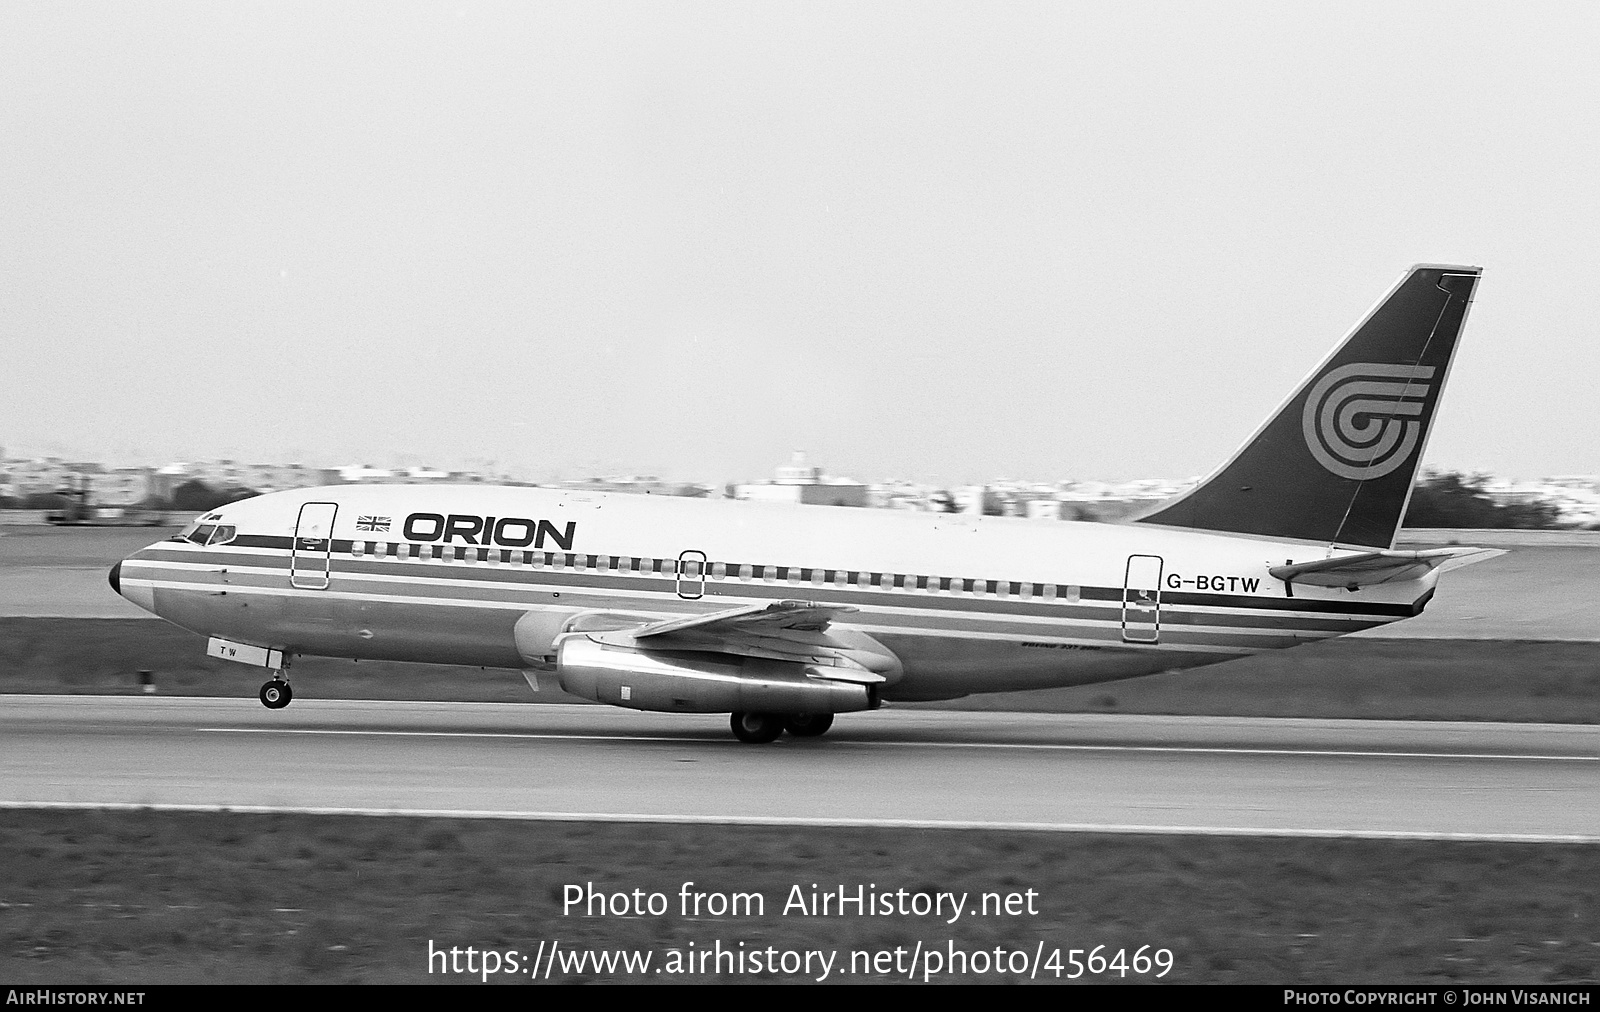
[{"xmin": 1136, "ymin": 264, "xmax": 1481, "ymax": 549}]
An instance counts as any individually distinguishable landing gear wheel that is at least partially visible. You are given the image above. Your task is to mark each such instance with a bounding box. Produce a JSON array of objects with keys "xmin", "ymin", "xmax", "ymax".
[
  {"xmin": 784, "ymin": 713, "xmax": 834, "ymax": 738},
  {"xmin": 259, "ymin": 680, "xmax": 292, "ymax": 709},
  {"xmin": 730, "ymin": 711, "xmax": 784, "ymax": 744}
]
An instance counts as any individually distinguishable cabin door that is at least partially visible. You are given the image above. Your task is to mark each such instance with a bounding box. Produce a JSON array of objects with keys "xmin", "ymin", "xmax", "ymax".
[
  {"xmin": 291, "ymin": 502, "xmax": 338, "ymax": 590},
  {"xmin": 1121, "ymin": 554, "xmax": 1163, "ymax": 643},
  {"xmin": 676, "ymin": 550, "xmax": 707, "ymax": 600}
]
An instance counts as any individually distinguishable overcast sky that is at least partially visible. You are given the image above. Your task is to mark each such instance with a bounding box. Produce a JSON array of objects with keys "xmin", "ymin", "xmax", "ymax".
[{"xmin": 3, "ymin": 2, "xmax": 1596, "ymax": 485}]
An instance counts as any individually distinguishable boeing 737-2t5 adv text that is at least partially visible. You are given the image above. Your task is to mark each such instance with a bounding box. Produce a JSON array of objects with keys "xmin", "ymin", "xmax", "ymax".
[{"xmin": 110, "ymin": 264, "xmax": 1499, "ymax": 742}]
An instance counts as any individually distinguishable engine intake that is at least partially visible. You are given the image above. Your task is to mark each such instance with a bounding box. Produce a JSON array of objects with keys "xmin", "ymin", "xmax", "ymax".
[{"xmin": 556, "ymin": 636, "xmax": 878, "ymax": 714}]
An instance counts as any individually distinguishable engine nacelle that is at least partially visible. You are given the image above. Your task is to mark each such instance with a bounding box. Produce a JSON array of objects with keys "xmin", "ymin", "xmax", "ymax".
[
  {"xmin": 556, "ymin": 635, "xmax": 878, "ymax": 715},
  {"xmin": 514, "ymin": 607, "xmax": 658, "ymax": 670}
]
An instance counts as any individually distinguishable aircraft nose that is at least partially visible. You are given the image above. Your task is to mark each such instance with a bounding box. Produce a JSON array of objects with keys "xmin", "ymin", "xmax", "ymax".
[{"xmin": 110, "ymin": 555, "xmax": 158, "ymax": 615}]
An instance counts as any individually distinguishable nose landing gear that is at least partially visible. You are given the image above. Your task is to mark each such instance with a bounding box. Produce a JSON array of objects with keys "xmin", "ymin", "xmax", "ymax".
[{"xmin": 259, "ymin": 677, "xmax": 293, "ymax": 709}]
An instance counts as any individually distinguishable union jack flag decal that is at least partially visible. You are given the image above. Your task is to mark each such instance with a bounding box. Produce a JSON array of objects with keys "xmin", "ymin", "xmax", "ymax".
[{"xmin": 355, "ymin": 516, "xmax": 391, "ymax": 532}]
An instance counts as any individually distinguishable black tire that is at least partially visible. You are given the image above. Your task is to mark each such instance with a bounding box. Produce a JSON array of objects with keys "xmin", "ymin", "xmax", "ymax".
[
  {"xmin": 729, "ymin": 711, "xmax": 783, "ymax": 744},
  {"xmin": 259, "ymin": 680, "xmax": 292, "ymax": 709},
  {"xmin": 784, "ymin": 713, "xmax": 834, "ymax": 738}
]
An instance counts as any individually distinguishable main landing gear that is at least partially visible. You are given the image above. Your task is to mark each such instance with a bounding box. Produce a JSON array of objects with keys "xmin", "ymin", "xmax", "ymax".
[
  {"xmin": 729, "ymin": 711, "xmax": 835, "ymax": 743},
  {"xmin": 259, "ymin": 677, "xmax": 293, "ymax": 709},
  {"xmin": 784, "ymin": 713, "xmax": 834, "ymax": 738}
]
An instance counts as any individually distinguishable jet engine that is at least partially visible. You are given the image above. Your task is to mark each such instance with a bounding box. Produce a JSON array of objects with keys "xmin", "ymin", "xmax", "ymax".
[{"xmin": 554, "ymin": 635, "xmax": 879, "ymax": 714}]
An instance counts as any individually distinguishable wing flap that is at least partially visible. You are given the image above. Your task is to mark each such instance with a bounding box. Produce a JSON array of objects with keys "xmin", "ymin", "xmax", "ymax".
[
  {"xmin": 633, "ymin": 600, "xmax": 857, "ymax": 639},
  {"xmin": 598, "ymin": 600, "xmax": 899, "ymax": 681}
]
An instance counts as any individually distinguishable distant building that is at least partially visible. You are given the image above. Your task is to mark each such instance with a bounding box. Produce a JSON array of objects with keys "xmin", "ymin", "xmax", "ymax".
[
  {"xmin": 90, "ymin": 467, "xmax": 156, "ymax": 505},
  {"xmin": 1027, "ymin": 499, "xmax": 1070, "ymax": 521},
  {"xmin": 402, "ymin": 466, "xmax": 453, "ymax": 483},
  {"xmin": 735, "ymin": 452, "xmax": 868, "ymax": 508},
  {"xmin": 337, "ymin": 465, "xmax": 396, "ymax": 483},
  {"xmin": 958, "ymin": 485, "xmax": 998, "ymax": 516},
  {"xmin": 2, "ymin": 457, "xmax": 101, "ymax": 498},
  {"xmin": 558, "ymin": 475, "xmax": 708, "ymax": 497}
]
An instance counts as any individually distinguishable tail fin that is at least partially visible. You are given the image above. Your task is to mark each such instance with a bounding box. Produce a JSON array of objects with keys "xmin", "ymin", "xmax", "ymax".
[{"xmin": 1135, "ymin": 263, "xmax": 1481, "ymax": 549}]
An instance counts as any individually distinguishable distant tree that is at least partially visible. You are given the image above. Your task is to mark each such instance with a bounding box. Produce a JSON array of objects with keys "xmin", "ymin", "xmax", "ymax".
[
  {"xmin": 169, "ymin": 480, "xmax": 258, "ymax": 512},
  {"xmin": 1402, "ymin": 471, "xmax": 1565, "ymax": 529}
]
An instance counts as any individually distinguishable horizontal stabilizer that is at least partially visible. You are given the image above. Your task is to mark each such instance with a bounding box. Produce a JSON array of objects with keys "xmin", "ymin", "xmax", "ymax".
[{"xmin": 1269, "ymin": 546, "xmax": 1503, "ymax": 592}]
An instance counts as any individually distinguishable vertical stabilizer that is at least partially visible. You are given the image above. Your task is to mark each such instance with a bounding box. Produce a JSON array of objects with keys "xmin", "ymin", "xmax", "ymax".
[{"xmin": 1135, "ymin": 264, "xmax": 1481, "ymax": 549}]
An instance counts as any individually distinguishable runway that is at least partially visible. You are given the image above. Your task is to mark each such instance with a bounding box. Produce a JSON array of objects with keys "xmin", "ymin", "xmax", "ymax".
[{"xmin": 5, "ymin": 695, "xmax": 1598, "ymax": 841}]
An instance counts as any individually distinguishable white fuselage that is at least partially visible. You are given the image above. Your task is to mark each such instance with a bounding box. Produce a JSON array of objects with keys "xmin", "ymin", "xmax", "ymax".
[{"xmin": 115, "ymin": 484, "xmax": 1430, "ymax": 700}]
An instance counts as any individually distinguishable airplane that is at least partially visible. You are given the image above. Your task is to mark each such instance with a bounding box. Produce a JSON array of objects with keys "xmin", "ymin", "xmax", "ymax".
[{"xmin": 109, "ymin": 263, "xmax": 1500, "ymax": 742}]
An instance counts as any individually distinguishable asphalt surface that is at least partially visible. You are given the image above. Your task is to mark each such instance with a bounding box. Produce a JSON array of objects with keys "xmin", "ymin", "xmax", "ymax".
[
  {"xmin": 0, "ymin": 526, "xmax": 174, "ymax": 618},
  {"xmin": 5, "ymin": 696, "xmax": 1598, "ymax": 841}
]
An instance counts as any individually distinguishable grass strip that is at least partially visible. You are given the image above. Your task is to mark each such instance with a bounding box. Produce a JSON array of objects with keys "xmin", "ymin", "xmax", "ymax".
[
  {"xmin": 1, "ymin": 809, "xmax": 1596, "ymax": 984},
  {"xmin": 3, "ymin": 618, "xmax": 1600, "ymax": 722}
]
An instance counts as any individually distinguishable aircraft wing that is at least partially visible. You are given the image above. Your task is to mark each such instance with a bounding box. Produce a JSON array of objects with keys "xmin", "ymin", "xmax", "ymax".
[
  {"xmin": 589, "ymin": 600, "xmax": 895, "ymax": 683},
  {"xmin": 1269, "ymin": 547, "xmax": 1504, "ymax": 592},
  {"xmin": 633, "ymin": 600, "xmax": 858, "ymax": 638}
]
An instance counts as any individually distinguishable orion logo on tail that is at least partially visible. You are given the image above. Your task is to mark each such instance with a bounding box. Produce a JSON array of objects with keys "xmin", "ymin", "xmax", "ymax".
[{"xmin": 1301, "ymin": 362, "xmax": 1436, "ymax": 480}]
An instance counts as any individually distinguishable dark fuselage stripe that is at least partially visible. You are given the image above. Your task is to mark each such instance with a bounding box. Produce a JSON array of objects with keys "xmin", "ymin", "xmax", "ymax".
[
  {"xmin": 135, "ymin": 544, "xmax": 1405, "ymax": 631},
  {"xmin": 203, "ymin": 535, "xmax": 1420, "ymax": 618}
]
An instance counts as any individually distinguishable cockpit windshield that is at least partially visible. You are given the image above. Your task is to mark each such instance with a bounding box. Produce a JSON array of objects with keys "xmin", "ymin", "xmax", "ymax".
[{"xmin": 169, "ymin": 521, "xmax": 236, "ymax": 546}]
